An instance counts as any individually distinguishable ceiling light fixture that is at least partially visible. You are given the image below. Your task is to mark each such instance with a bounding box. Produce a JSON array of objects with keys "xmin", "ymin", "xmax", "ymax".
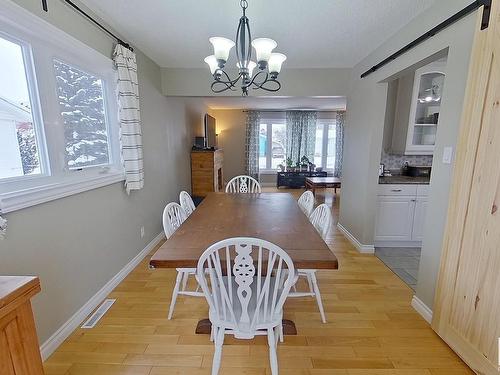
[{"xmin": 204, "ymin": 0, "xmax": 286, "ymax": 96}]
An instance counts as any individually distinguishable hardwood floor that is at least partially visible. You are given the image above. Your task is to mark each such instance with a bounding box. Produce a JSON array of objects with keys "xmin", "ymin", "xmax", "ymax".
[{"xmin": 43, "ymin": 188, "xmax": 473, "ymax": 375}]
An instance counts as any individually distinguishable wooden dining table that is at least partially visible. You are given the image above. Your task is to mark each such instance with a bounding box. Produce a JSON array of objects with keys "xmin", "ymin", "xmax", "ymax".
[{"xmin": 150, "ymin": 192, "xmax": 338, "ymax": 334}]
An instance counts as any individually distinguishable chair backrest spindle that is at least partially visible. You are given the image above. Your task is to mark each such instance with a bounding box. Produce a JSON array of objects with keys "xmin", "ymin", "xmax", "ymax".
[
  {"xmin": 309, "ymin": 203, "xmax": 332, "ymax": 240},
  {"xmin": 298, "ymin": 190, "xmax": 315, "ymax": 217},
  {"xmin": 162, "ymin": 202, "xmax": 188, "ymax": 239},
  {"xmin": 225, "ymin": 175, "xmax": 262, "ymax": 193},
  {"xmin": 179, "ymin": 191, "xmax": 196, "ymax": 217}
]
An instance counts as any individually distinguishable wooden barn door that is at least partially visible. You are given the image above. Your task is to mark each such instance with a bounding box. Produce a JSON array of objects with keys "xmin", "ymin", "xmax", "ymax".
[{"xmin": 432, "ymin": 1, "xmax": 500, "ymax": 374}]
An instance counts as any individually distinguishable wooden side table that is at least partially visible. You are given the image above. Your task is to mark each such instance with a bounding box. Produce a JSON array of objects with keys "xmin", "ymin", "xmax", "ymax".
[{"xmin": 0, "ymin": 276, "xmax": 44, "ymax": 375}]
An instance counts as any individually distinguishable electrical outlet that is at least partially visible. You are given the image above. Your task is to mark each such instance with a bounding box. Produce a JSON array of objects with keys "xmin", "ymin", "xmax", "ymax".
[{"xmin": 140, "ymin": 226, "xmax": 145, "ymax": 238}]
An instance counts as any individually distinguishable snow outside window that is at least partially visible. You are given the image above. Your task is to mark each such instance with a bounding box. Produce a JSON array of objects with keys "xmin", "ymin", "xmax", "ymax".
[{"xmin": 54, "ymin": 60, "xmax": 110, "ymax": 169}]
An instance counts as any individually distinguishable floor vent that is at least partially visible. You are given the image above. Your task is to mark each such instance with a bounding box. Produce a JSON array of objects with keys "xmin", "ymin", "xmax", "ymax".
[{"xmin": 81, "ymin": 299, "xmax": 116, "ymax": 329}]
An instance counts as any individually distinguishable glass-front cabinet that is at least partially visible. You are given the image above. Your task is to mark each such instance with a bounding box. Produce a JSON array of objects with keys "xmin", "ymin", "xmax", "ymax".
[{"xmin": 405, "ymin": 61, "xmax": 446, "ymax": 155}]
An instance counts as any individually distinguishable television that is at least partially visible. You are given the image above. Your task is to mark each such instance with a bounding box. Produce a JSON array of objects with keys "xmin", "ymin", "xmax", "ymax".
[{"xmin": 204, "ymin": 114, "xmax": 217, "ymax": 149}]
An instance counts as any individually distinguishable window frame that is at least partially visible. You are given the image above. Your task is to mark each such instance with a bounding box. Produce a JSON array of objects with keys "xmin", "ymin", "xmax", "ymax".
[
  {"xmin": 259, "ymin": 118, "xmax": 286, "ymax": 174},
  {"xmin": 52, "ymin": 57, "xmax": 116, "ymax": 171},
  {"xmin": 0, "ymin": 30, "xmax": 50, "ymax": 183},
  {"xmin": 258, "ymin": 116, "xmax": 338, "ymax": 173},
  {"xmin": 0, "ymin": 2, "xmax": 124, "ymax": 213},
  {"xmin": 315, "ymin": 119, "xmax": 337, "ymax": 172}
]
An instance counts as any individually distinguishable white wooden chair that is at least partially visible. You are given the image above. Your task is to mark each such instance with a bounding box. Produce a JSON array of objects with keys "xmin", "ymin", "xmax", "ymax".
[
  {"xmin": 162, "ymin": 202, "xmax": 203, "ymax": 319},
  {"xmin": 225, "ymin": 175, "xmax": 261, "ymax": 193},
  {"xmin": 179, "ymin": 190, "xmax": 196, "ymax": 217},
  {"xmin": 309, "ymin": 203, "xmax": 331, "ymax": 240},
  {"xmin": 298, "ymin": 190, "xmax": 314, "ymax": 217},
  {"xmin": 196, "ymin": 237, "xmax": 297, "ymax": 375},
  {"xmin": 287, "ymin": 203, "xmax": 332, "ymax": 323}
]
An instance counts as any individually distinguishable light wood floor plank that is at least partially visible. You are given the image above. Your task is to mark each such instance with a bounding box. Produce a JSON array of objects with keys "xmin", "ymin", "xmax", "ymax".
[{"xmin": 43, "ymin": 188, "xmax": 473, "ymax": 374}]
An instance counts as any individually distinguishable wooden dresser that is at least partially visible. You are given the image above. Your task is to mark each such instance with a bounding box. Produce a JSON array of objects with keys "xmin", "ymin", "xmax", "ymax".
[
  {"xmin": 0, "ymin": 276, "xmax": 44, "ymax": 375},
  {"xmin": 191, "ymin": 149, "xmax": 223, "ymax": 197}
]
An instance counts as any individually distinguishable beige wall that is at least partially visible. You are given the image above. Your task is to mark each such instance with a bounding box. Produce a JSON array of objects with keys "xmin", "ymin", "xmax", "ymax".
[
  {"xmin": 338, "ymin": 0, "xmax": 476, "ymax": 308},
  {"xmin": 0, "ymin": 0, "xmax": 207, "ymax": 343},
  {"xmin": 207, "ymin": 109, "xmax": 246, "ymax": 182},
  {"xmin": 206, "ymin": 109, "xmax": 284, "ymax": 186}
]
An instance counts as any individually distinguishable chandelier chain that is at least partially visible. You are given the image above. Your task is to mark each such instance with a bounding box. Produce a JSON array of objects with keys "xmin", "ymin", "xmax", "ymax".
[{"xmin": 240, "ymin": 0, "xmax": 248, "ymax": 10}]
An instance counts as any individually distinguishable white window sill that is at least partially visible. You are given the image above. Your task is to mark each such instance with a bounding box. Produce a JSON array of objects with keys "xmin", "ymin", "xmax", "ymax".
[{"xmin": 0, "ymin": 172, "xmax": 125, "ymax": 214}]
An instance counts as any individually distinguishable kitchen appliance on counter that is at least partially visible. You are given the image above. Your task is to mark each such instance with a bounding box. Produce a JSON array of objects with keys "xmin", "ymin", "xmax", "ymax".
[
  {"xmin": 404, "ymin": 165, "xmax": 432, "ymax": 178},
  {"xmin": 379, "ymin": 164, "xmax": 385, "ymax": 177}
]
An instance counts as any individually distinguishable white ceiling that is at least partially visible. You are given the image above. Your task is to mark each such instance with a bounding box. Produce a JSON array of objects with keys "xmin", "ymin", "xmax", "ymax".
[
  {"xmin": 199, "ymin": 96, "xmax": 346, "ymax": 111},
  {"xmin": 81, "ymin": 0, "xmax": 435, "ymax": 69}
]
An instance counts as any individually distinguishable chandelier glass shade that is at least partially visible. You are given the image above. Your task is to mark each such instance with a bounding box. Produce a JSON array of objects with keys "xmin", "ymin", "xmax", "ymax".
[{"xmin": 204, "ymin": 0, "xmax": 286, "ymax": 96}]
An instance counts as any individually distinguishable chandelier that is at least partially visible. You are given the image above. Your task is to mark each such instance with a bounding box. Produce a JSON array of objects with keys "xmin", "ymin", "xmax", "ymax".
[{"xmin": 204, "ymin": 0, "xmax": 286, "ymax": 96}]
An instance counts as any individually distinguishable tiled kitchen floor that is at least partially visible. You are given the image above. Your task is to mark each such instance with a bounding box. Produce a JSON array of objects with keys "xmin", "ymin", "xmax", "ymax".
[{"xmin": 375, "ymin": 247, "xmax": 421, "ymax": 290}]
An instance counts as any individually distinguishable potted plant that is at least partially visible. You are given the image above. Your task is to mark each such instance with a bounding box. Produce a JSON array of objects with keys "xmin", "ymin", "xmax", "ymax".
[
  {"xmin": 300, "ymin": 156, "xmax": 309, "ymax": 171},
  {"xmin": 286, "ymin": 157, "xmax": 294, "ymax": 171}
]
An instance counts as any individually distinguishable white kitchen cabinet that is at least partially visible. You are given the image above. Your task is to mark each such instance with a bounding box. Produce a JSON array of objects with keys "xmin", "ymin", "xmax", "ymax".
[
  {"xmin": 375, "ymin": 196, "xmax": 415, "ymax": 241},
  {"xmin": 405, "ymin": 61, "xmax": 446, "ymax": 155},
  {"xmin": 375, "ymin": 184, "xmax": 428, "ymax": 246},
  {"xmin": 385, "ymin": 60, "xmax": 447, "ymax": 156}
]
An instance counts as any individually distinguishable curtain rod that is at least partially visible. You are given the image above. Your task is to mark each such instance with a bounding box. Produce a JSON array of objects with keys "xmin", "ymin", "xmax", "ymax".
[
  {"xmin": 360, "ymin": 0, "xmax": 491, "ymax": 78},
  {"xmin": 42, "ymin": 0, "xmax": 133, "ymax": 51}
]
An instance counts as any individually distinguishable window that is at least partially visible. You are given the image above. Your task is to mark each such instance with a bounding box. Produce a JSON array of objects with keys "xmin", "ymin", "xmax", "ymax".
[
  {"xmin": 313, "ymin": 120, "xmax": 337, "ymax": 171},
  {"xmin": 258, "ymin": 117, "xmax": 339, "ymax": 172},
  {"xmin": 314, "ymin": 123, "xmax": 323, "ymax": 168},
  {"xmin": 259, "ymin": 123, "xmax": 267, "ymax": 169},
  {"xmin": 259, "ymin": 120, "xmax": 286, "ymax": 171},
  {"xmin": 326, "ymin": 122, "xmax": 336, "ymax": 169},
  {"xmin": 0, "ymin": 5, "xmax": 123, "ymax": 213},
  {"xmin": 0, "ymin": 35, "xmax": 44, "ymax": 180},
  {"xmin": 54, "ymin": 60, "xmax": 110, "ymax": 169}
]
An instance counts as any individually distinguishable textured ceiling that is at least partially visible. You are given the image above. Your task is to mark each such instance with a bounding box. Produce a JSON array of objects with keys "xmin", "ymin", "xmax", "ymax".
[{"xmin": 81, "ymin": 0, "xmax": 436, "ymax": 68}]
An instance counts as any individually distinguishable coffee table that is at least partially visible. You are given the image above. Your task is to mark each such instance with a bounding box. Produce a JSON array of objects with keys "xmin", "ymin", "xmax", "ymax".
[{"xmin": 305, "ymin": 177, "xmax": 341, "ymax": 196}]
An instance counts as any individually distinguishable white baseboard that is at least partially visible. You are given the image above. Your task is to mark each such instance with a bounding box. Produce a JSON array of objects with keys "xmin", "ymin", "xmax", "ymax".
[
  {"xmin": 39, "ymin": 231, "xmax": 165, "ymax": 360},
  {"xmin": 337, "ymin": 223, "xmax": 375, "ymax": 254},
  {"xmin": 411, "ymin": 295, "xmax": 433, "ymax": 324}
]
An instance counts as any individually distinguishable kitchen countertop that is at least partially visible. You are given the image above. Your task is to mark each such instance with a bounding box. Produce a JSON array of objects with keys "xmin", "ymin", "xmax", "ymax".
[{"xmin": 379, "ymin": 175, "xmax": 430, "ymax": 185}]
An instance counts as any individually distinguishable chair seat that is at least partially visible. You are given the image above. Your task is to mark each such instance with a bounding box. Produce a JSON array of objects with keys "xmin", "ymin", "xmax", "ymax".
[{"xmin": 209, "ymin": 276, "xmax": 284, "ymax": 338}]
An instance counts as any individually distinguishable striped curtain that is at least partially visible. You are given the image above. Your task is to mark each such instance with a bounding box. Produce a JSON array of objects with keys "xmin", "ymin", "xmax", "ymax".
[
  {"xmin": 245, "ymin": 111, "xmax": 261, "ymax": 180},
  {"xmin": 113, "ymin": 44, "xmax": 144, "ymax": 193}
]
